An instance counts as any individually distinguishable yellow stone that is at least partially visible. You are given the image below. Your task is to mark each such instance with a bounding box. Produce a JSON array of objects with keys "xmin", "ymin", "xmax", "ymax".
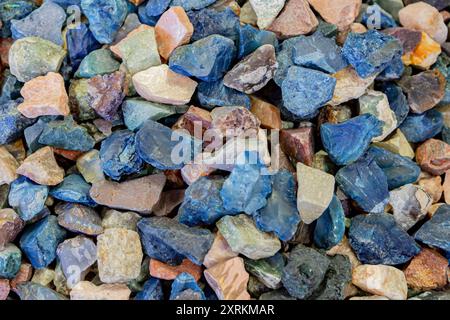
[
  {"xmin": 402, "ymin": 32, "xmax": 441, "ymax": 69},
  {"xmin": 372, "ymin": 129, "xmax": 415, "ymax": 159}
]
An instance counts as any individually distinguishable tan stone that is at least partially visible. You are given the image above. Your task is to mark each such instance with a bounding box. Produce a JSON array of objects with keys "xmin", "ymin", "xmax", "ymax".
[
  {"xmin": 404, "ymin": 248, "xmax": 448, "ymax": 290},
  {"xmin": 150, "ymin": 259, "xmax": 203, "ymax": 281},
  {"xmin": 330, "ymin": 67, "xmax": 376, "ymax": 106},
  {"xmin": 250, "ymin": 96, "xmax": 282, "ymax": 130},
  {"xmin": 16, "ymin": 146, "xmax": 64, "ymax": 186},
  {"xmin": 70, "ymin": 281, "xmax": 131, "ymax": 300},
  {"xmin": 352, "ymin": 265, "xmax": 408, "ymax": 300},
  {"xmin": 0, "ymin": 279, "xmax": 10, "ymax": 300},
  {"xmin": 416, "ymin": 139, "xmax": 450, "ymax": 176},
  {"xmin": 31, "ymin": 268, "xmax": 55, "ymax": 286},
  {"xmin": 402, "ymin": 32, "xmax": 441, "ymax": 69},
  {"xmin": 307, "ymin": 0, "xmax": 362, "ymax": 31},
  {"xmin": 249, "ymin": 0, "xmax": 285, "ymax": 29},
  {"xmin": 0, "ymin": 146, "xmax": 18, "ymax": 184},
  {"xmin": 350, "ymin": 22, "xmax": 367, "ymax": 33},
  {"xmin": 428, "ymin": 202, "xmax": 444, "ymax": 217},
  {"xmin": 372, "ymin": 129, "xmax": 415, "ymax": 159},
  {"xmin": 418, "ymin": 175, "xmax": 443, "ymax": 203},
  {"xmin": 326, "ymin": 236, "xmax": 361, "ymax": 270},
  {"xmin": 204, "ymin": 257, "xmax": 251, "ymax": 300},
  {"xmin": 10, "ymin": 263, "xmax": 33, "ymax": 291},
  {"xmin": 101, "ymin": 209, "xmax": 141, "ymax": 231},
  {"xmin": 443, "ymin": 170, "xmax": 450, "ymax": 204},
  {"xmin": 240, "ymin": 1, "xmax": 257, "ymax": 25},
  {"xmin": 203, "ymin": 232, "xmax": 239, "ymax": 268},
  {"xmin": 17, "ymin": 72, "xmax": 69, "ymax": 118}
]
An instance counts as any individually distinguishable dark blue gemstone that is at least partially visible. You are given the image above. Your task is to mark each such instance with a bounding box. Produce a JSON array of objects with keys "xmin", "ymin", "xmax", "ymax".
[
  {"xmin": 415, "ymin": 204, "xmax": 450, "ymax": 253},
  {"xmin": 50, "ymin": 174, "xmax": 97, "ymax": 206},
  {"xmin": 144, "ymin": 0, "xmax": 170, "ymax": 16},
  {"xmin": 376, "ymin": 54, "xmax": 404, "ymax": 81},
  {"xmin": 0, "ymin": 70, "xmax": 22, "ymax": 105},
  {"xmin": 188, "ymin": 7, "xmax": 240, "ymax": 42},
  {"xmin": 313, "ymin": 195, "xmax": 345, "ymax": 249},
  {"xmin": 170, "ymin": 272, "xmax": 205, "ymax": 300},
  {"xmin": 197, "ymin": 79, "xmax": 251, "ymax": 110},
  {"xmin": 137, "ymin": 5, "xmax": 160, "ymax": 26},
  {"xmin": 135, "ymin": 278, "xmax": 164, "ymax": 300},
  {"xmin": 0, "ymin": 99, "xmax": 36, "ymax": 145},
  {"xmin": 237, "ymin": 24, "xmax": 278, "ymax": 59},
  {"xmin": 66, "ymin": 22, "xmax": 102, "ymax": 70},
  {"xmin": 378, "ymin": 82, "xmax": 409, "ymax": 126},
  {"xmin": 399, "ymin": 109, "xmax": 444, "ymax": 143}
]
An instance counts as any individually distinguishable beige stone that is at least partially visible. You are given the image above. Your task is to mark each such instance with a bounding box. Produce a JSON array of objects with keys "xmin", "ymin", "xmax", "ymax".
[
  {"xmin": 372, "ymin": 129, "xmax": 415, "ymax": 159},
  {"xmin": 326, "ymin": 236, "xmax": 361, "ymax": 270},
  {"xmin": 240, "ymin": 1, "xmax": 257, "ymax": 25},
  {"xmin": 249, "ymin": 0, "xmax": 285, "ymax": 29},
  {"xmin": 70, "ymin": 281, "xmax": 131, "ymax": 300},
  {"xmin": 350, "ymin": 295, "xmax": 389, "ymax": 300},
  {"xmin": 31, "ymin": 268, "xmax": 55, "ymax": 286},
  {"xmin": 76, "ymin": 150, "xmax": 105, "ymax": 184},
  {"xmin": 350, "ymin": 22, "xmax": 367, "ymax": 33},
  {"xmin": 308, "ymin": 0, "xmax": 362, "ymax": 31},
  {"xmin": 203, "ymin": 232, "xmax": 239, "ymax": 268},
  {"xmin": 0, "ymin": 146, "xmax": 19, "ymax": 184},
  {"xmin": 101, "ymin": 209, "xmax": 141, "ymax": 231},
  {"xmin": 330, "ymin": 67, "xmax": 376, "ymax": 106},
  {"xmin": 443, "ymin": 170, "xmax": 450, "ymax": 204},
  {"xmin": 418, "ymin": 175, "xmax": 443, "ymax": 203}
]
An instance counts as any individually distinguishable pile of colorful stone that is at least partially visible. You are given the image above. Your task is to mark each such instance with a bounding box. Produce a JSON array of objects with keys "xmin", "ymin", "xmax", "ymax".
[{"xmin": 0, "ymin": 0, "xmax": 449, "ymax": 301}]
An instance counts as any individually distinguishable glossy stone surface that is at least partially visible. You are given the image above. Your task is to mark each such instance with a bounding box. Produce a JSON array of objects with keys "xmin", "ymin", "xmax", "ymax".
[
  {"xmin": 50, "ymin": 174, "xmax": 96, "ymax": 206},
  {"xmin": 188, "ymin": 7, "xmax": 239, "ymax": 42},
  {"xmin": 399, "ymin": 110, "xmax": 444, "ymax": 143},
  {"xmin": 0, "ymin": 243, "xmax": 21, "ymax": 278},
  {"xmin": 414, "ymin": 204, "xmax": 450, "ymax": 253},
  {"xmin": 237, "ymin": 24, "xmax": 278, "ymax": 59},
  {"xmin": 66, "ymin": 23, "xmax": 102, "ymax": 70},
  {"xmin": 0, "ymin": 99, "xmax": 36, "ymax": 144},
  {"xmin": 313, "ymin": 195, "xmax": 345, "ymax": 250},
  {"xmin": 75, "ymin": 49, "xmax": 120, "ymax": 78},
  {"xmin": 8, "ymin": 176, "xmax": 48, "ymax": 222}
]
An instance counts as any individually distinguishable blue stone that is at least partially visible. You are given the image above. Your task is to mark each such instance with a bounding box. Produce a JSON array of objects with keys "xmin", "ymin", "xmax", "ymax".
[
  {"xmin": 45, "ymin": 0, "xmax": 81, "ymax": 8},
  {"xmin": 50, "ymin": 174, "xmax": 96, "ymax": 206},
  {"xmin": 220, "ymin": 151, "xmax": 272, "ymax": 215},
  {"xmin": 292, "ymin": 32, "xmax": 348, "ymax": 74},
  {"xmin": 38, "ymin": 116, "xmax": 96, "ymax": 151},
  {"xmin": 137, "ymin": 217, "xmax": 214, "ymax": 265},
  {"xmin": 24, "ymin": 118, "xmax": 48, "ymax": 152},
  {"xmin": 349, "ymin": 213, "xmax": 421, "ymax": 265},
  {"xmin": 99, "ymin": 129, "xmax": 143, "ymax": 180},
  {"xmin": 342, "ymin": 30, "xmax": 402, "ymax": 78},
  {"xmin": 365, "ymin": 146, "xmax": 420, "ymax": 190},
  {"xmin": 135, "ymin": 278, "xmax": 164, "ymax": 300},
  {"xmin": 317, "ymin": 20, "xmax": 338, "ymax": 38},
  {"xmin": 443, "ymin": 126, "xmax": 450, "ymax": 145},
  {"xmin": 361, "ymin": 4, "xmax": 397, "ymax": 30},
  {"xmin": 336, "ymin": 157, "xmax": 389, "ymax": 213},
  {"xmin": 20, "ymin": 215, "xmax": 68, "ymax": 269},
  {"xmin": 237, "ymin": 24, "xmax": 278, "ymax": 59},
  {"xmin": 313, "ymin": 195, "xmax": 345, "ymax": 250},
  {"xmin": 0, "ymin": 244, "xmax": 22, "ymax": 279},
  {"xmin": 0, "ymin": 0, "xmax": 36, "ymax": 37},
  {"xmin": 178, "ymin": 176, "xmax": 233, "ymax": 227},
  {"xmin": 274, "ymin": 36, "xmax": 303, "ymax": 86},
  {"xmin": 81, "ymin": 0, "xmax": 128, "ymax": 44},
  {"xmin": 399, "ymin": 109, "xmax": 444, "ymax": 143},
  {"xmin": 376, "ymin": 54, "xmax": 404, "ymax": 81},
  {"xmin": 15, "ymin": 282, "xmax": 67, "ymax": 300},
  {"xmin": 170, "ymin": 0, "xmax": 216, "ymax": 11},
  {"xmin": 415, "ymin": 204, "xmax": 450, "ymax": 253},
  {"xmin": 254, "ymin": 170, "xmax": 300, "ymax": 241},
  {"xmin": 170, "ymin": 272, "xmax": 205, "ymax": 300},
  {"xmin": 74, "ymin": 48, "xmax": 120, "ymax": 78},
  {"xmin": 0, "ymin": 70, "xmax": 22, "ymax": 105},
  {"xmin": 197, "ymin": 79, "xmax": 251, "ymax": 110},
  {"xmin": 169, "ymin": 34, "xmax": 236, "ymax": 82},
  {"xmin": 137, "ymin": 5, "xmax": 160, "ymax": 26},
  {"xmin": 0, "ymin": 99, "xmax": 36, "ymax": 145},
  {"xmin": 8, "ymin": 176, "xmax": 49, "ymax": 222},
  {"xmin": 188, "ymin": 7, "xmax": 240, "ymax": 42},
  {"xmin": 144, "ymin": 0, "xmax": 170, "ymax": 16},
  {"xmin": 378, "ymin": 82, "xmax": 409, "ymax": 125},
  {"xmin": 281, "ymin": 66, "xmax": 336, "ymax": 119},
  {"xmin": 135, "ymin": 119, "xmax": 201, "ymax": 170},
  {"xmin": 321, "ymin": 114, "xmax": 383, "ymax": 166},
  {"xmin": 66, "ymin": 22, "xmax": 102, "ymax": 70},
  {"xmin": 11, "ymin": 1, "xmax": 66, "ymax": 45}
]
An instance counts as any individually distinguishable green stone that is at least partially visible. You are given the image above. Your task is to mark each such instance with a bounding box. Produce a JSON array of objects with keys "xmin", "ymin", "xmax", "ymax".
[
  {"xmin": 244, "ymin": 254, "xmax": 284, "ymax": 289},
  {"xmin": 69, "ymin": 78, "xmax": 96, "ymax": 121},
  {"xmin": 373, "ymin": 0, "xmax": 404, "ymax": 20},
  {"xmin": 247, "ymin": 276, "xmax": 270, "ymax": 298},
  {"xmin": 0, "ymin": 243, "xmax": 22, "ymax": 279},
  {"xmin": 0, "ymin": 184, "xmax": 9, "ymax": 208},
  {"xmin": 75, "ymin": 49, "xmax": 120, "ymax": 78}
]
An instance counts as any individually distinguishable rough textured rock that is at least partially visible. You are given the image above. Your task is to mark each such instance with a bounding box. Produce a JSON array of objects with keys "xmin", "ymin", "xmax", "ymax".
[
  {"xmin": 0, "ymin": 99, "xmax": 36, "ymax": 145},
  {"xmin": 0, "ymin": 146, "xmax": 18, "ymax": 184},
  {"xmin": 70, "ymin": 281, "xmax": 131, "ymax": 300},
  {"xmin": 402, "ymin": 32, "xmax": 441, "ymax": 69},
  {"xmin": 307, "ymin": 0, "xmax": 362, "ymax": 31},
  {"xmin": 326, "ymin": 236, "xmax": 361, "ymax": 270},
  {"xmin": 0, "ymin": 243, "xmax": 21, "ymax": 278},
  {"xmin": 150, "ymin": 258, "xmax": 202, "ymax": 281},
  {"xmin": 66, "ymin": 23, "xmax": 101, "ymax": 70},
  {"xmin": 188, "ymin": 7, "xmax": 240, "ymax": 42},
  {"xmin": 170, "ymin": 272, "xmax": 205, "ymax": 300},
  {"xmin": 249, "ymin": 0, "xmax": 285, "ymax": 29},
  {"xmin": 101, "ymin": 209, "xmax": 141, "ymax": 231},
  {"xmin": 76, "ymin": 150, "xmax": 105, "ymax": 184},
  {"xmin": 404, "ymin": 248, "xmax": 448, "ymax": 290},
  {"xmin": 399, "ymin": 110, "xmax": 444, "ymax": 143},
  {"xmin": 15, "ymin": 282, "xmax": 67, "ymax": 300},
  {"xmin": 414, "ymin": 204, "xmax": 450, "ymax": 253},
  {"xmin": 245, "ymin": 254, "xmax": 284, "ymax": 290},
  {"xmin": 237, "ymin": 24, "xmax": 278, "ymax": 59},
  {"xmin": 50, "ymin": 174, "xmax": 96, "ymax": 206},
  {"xmin": 0, "ymin": 209, "xmax": 24, "ymax": 249},
  {"xmin": 419, "ymin": 176, "xmax": 443, "ymax": 203},
  {"xmin": 416, "ymin": 139, "xmax": 450, "ymax": 175},
  {"xmin": 250, "ymin": 97, "xmax": 281, "ymax": 130},
  {"xmin": 210, "ymin": 107, "xmax": 260, "ymax": 138},
  {"xmin": 313, "ymin": 195, "xmax": 346, "ymax": 250},
  {"xmin": 373, "ymin": 129, "xmax": 415, "ymax": 159},
  {"xmin": 75, "ymin": 49, "xmax": 120, "ymax": 78},
  {"xmin": 312, "ymin": 255, "xmax": 352, "ymax": 300},
  {"xmin": 203, "ymin": 232, "xmax": 238, "ymax": 269},
  {"xmin": 8, "ymin": 176, "xmax": 48, "ymax": 222},
  {"xmin": 56, "ymin": 203, "xmax": 103, "ymax": 236}
]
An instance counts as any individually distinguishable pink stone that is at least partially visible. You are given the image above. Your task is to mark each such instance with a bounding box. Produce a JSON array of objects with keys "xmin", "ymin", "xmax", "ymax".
[
  {"xmin": 152, "ymin": 189, "xmax": 185, "ymax": 217},
  {"xmin": 307, "ymin": 0, "xmax": 362, "ymax": 31},
  {"xmin": 70, "ymin": 281, "xmax": 131, "ymax": 300},
  {"xmin": 0, "ymin": 146, "xmax": 19, "ymax": 184},
  {"xmin": 210, "ymin": 106, "xmax": 261, "ymax": 139},
  {"xmin": 416, "ymin": 139, "xmax": 450, "ymax": 176},
  {"xmin": 280, "ymin": 124, "xmax": 315, "ymax": 166},
  {"xmin": 172, "ymin": 105, "xmax": 212, "ymax": 140},
  {"xmin": 203, "ymin": 232, "xmax": 239, "ymax": 268},
  {"xmin": 0, "ymin": 279, "xmax": 10, "ymax": 300}
]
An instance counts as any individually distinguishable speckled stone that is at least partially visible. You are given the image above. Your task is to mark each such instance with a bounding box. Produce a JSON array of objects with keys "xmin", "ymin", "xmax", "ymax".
[
  {"xmin": 0, "ymin": 146, "xmax": 18, "ymax": 184},
  {"xmin": 75, "ymin": 49, "xmax": 120, "ymax": 78},
  {"xmin": 0, "ymin": 99, "xmax": 36, "ymax": 144},
  {"xmin": 0, "ymin": 209, "xmax": 24, "ymax": 250},
  {"xmin": 404, "ymin": 248, "xmax": 448, "ymax": 290},
  {"xmin": 170, "ymin": 0, "xmax": 216, "ymax": 11},
  {"xmin": 416, "ymin": 139, "xmax": 450, "ymax": 176},
  {"xmin": 249, "ymin": 0, "xmax": 285, "ymax": 30},
  {"xmin": 188, "ymin": 7, "xmax": 239, "ymax": 43},
  {"xmin": 8, "ymin": 176, "xmax": 48, "ymax": 222},
  {"xmin": 56, "ymin": 202, "xmax": 103, "ymax": 236},
  {"xmin": 0, "ymin": 0, "xmax": 36, "ymax": 38},
  {"xmin": 245, "ymin": 254, "xmax": 284, "ymax": 290},
  {"xmin": 70, "ymin": 281, "xmax": 131, "ymax": 300},
  {"xmin": 0, "ymin": 243, "xmax": 21, "ymax": 278}
]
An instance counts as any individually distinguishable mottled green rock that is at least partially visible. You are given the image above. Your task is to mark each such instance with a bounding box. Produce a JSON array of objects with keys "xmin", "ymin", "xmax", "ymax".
[
  {"xmin": 16, "ymin": 281, "xmax": 67, "ymax": 300},
  {"xmin": 0, "ymin": 243, "xmax": 22, "ymax": 278},
  {"xmin": 247, "ymin": 276, "xmax": 270, "ymax": 298},
  {"xmin": 311, "ymin": 255, "xmax": 352, "ymax": 300},
  {"xmin": 244, "ymin": 254, "xmax": 284, "ymax": 289},
  {"xmin": 75, "ymin": 49, "xmax": 120, "ymax": 78},
  {"xmin": 0, "ymin": 184, "xmax": 9, "ymax": 208},
  {"xmin": 69, "ymin": 78, "xmax": 97, "ymax": 121}
]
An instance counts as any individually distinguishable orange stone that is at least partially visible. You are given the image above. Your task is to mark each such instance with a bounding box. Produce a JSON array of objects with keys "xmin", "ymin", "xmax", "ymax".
[
  {"xmin": 0, "ymin": 38, "xmax": 13, "ymax": 66},
  {"xmin": 10, "ymin": 263, "xmax": 33, "ymax": 291},
  {"xmin": 250, "ymin": 96, "xmax": 282, "ymax": 130},
  {"xmin": 350, "ymin": 22, "xmax": 367, "ymax": 33},
  {"xmin": 404, "ymin": 248, "xmax": 448, "ymax": 290},
  {"xmin": 53, "ymin": 148, "xmax": 84, "ymax": 161},
  {"xmin": 155, "ymin": 6, "xmax": 193, "ymax": 60},
  {"xmin": 416, "ymin": 139, "xmax": 450, "ymax": 176},
  {"xmin": 307, "ymin": 0, "xmax": 361, "ymax": 31},
  {"xmin": 0, "ymin": 146, "xmax": 19, "ymax": 185},
  {"xmin": 149, "ymin": 259, "xmax": 203, "ymax": 281},
  {"xmin": 17, "ymin": 72, "xmax": 70, "ymax": 118},
  {"xmin": 402, "ymin": 32, "xmax": 441, "ymax": 69},
  {"xmin": 418, "ymin": 175, "xmax": 443, "ymax": 203}
]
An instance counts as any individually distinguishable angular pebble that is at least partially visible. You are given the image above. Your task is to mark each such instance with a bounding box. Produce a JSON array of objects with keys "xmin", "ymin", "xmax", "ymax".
[
  {"xmin": 313, "ymin": 195, "xmax": 345, "ymax": 250},
  {"xmin": 8, "ymin": 176, "xmax": 48, "ymax": 222},
  {"xmin": 0, "ymin": 243, "xmax": 21, "ymax": 278},
  {"xmin": 70, "ymin": 281, "xmax": 131, "ymax": 300},
  {"xmin": 414, "ymin": 204, "xmax": 450, "ymax": 253},
  {"xmin": 416, "ymin": 138, "xmax": 450, "ymax": 175},
  {"xmin": 0, "ymin": 146, "xmax": 18, "ymax": 184},
  {"xmin": 75, "ymin": 49, "xmax": 120, "ymax": 78},
  {"xmin": 50, "ymin": 174, "xmax": 96, "ymax": 206},
  {"xmin": 307, "ymin": 0, "xmax": 361, "ymax": 31},
  {"xmin": 56, "ymin": 203, "xmax": 103, "ymax": 236},
  {"xmin": 404, "ymin": 248, "xmax": 448, "ymax": 290},
  {"xmin": 0, "ymin": 209, "xmax": 24, "ymax": 249},
  {"xmin": 249, "ymin": 0, "xmax": 285, "ymax": 29}
]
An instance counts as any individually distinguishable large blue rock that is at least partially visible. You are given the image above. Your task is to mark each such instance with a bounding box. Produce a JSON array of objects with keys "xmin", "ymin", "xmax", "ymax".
[
  {"xmin": 0, "ymin": 70, "xmax": 22, "ymax": 105},
  {"xmin": 415, "ymin": 204, "xmax": 450, "ymax": 254},
  {"xmin": 399, "ymin": 109, "xmax": 444, "ymax": 143},
  {"xmin": 274, "ymin": 36, "xmax": 303, "ymax": 86},
  {"xmin": 11, "ymin": 1, "xmax": 66, "ymax": 45},
  {"xmin": 135, "ymin": 278, "xmax": 164, "ymax": 300},
  {"xmin": 144, "ymin": 0, "xmax": 170, "ymax": 16},
  {"xmin": 237, "ymin": 24, "xmax": 278, "ymax": 59},
  {"xmin": 169, "ymin": 34, "xmax": 236, "ymax": 82},
  {"xmin": 292, "ymin": 32, "xmax": 348, "ymax": 74},
  {"xmin": 313, "ymin": 195, "xmax": 345, "ymax": 250},
  {"xmin": 100, "ymin": 129, "xmax": 143, "ymax": 180},
  {"xmin": 137, "ymin": 5, "xmax": 160, "ymax": 26},
  {"xmin": 220, "ymin": 151, "xmax": 272, "ymax": 215},
  {"xmin": 321, "ymin": 114, "xmax": 383, "ymax": 166},
  {"xmin": 378, "ymin": 82, "xmax": 409, "ymax": 125},
  {"xmin": 254, "ymin": 170, "xmax": 300, "ymax": 241},
  {"xmin": 188, "ymin": 7, "xmax": 240, "ymax": 42},
  {"xmin": 178, "ymin": 176, "xmax": 233, "ymax": 227},
  {"xmin": 81, "ymin": 0, "xmax": 128, "ymax": 44},
  {"xmin": 66, "ymin": 22, "xmax": 102, "ymax": 70},
  {"xmin": 20, "ymin": 215, "xmax": 68, "ymax": 269},
  {"xmin": 0, "ymin": 99, "xmax": 36, "ymax": 145},
  {"xmin": 281, "ymin": 66, "xmax": 336, "ymax": 119},
  {"xmin": 336, "ymin": 157, "xmax": 389, "ymax": 213},
  {"xmin": 50, "ymin": 174, "xmax": 96, "ymax": 206},
  {"xmin": 361, "ymin": 4, "xmax": 397, "ymax": 30},
  {"xmin": 135, "ymin": 119, "xmax": 201, "ymax": 170},
  {"xmin": 38, "ymin": 116, "xmax": 95, "ymax": 151},
  {"xmin": 349, "ymin": 213, "xmax": 421, "ymax": 265},
  {"xmin": 0, "ymin": 0, "xmax": 36, "ymax": 37},
  {"xmin": 342, "ymin": 30, "xmax": 402, "ymax": 78},
  {"xmin": 197, "ymin": 79, "xmax": 251, "ymax": 110},
  {"xmin": 137, "ymin": 217, "xmax": 214, "ymax": 265},
  {"xmin": 170, "ymin": 272, "xmax": 205, "ymax": 300},
  {"xmin": 0, "ymin": 244, "xmax": 22, "ymax": 279},
  {"xmin": 8, "ymin": 176, "xmax": 48, "ymax": 222},
  {"xmin": 170, "ymin": 0, "xmax": 216, "ymax": 11}
]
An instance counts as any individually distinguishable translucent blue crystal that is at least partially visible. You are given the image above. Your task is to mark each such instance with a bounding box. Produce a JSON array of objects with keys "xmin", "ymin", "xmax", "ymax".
[{"xmin": 313, "ymin": 195, "xmax": 345, "ymax": 249}]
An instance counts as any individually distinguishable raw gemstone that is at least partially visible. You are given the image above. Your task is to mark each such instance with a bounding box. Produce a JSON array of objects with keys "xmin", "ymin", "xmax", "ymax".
[
  {"xmin": 135, "ymin": 278, "xmax": 164, "ymax": 300},
  {"xmin": 240, "ymin": 1, "xmax": 257, "ymax": 25},
  {"xmin": 9, "ymin": 262, "xmax": 32, "ymax": 290},
  {"xmin": 172, "ymin": 105, "xmax": 212, "ymax": 139},
  {"xmin": 404, "ymin": 248, "xmax": 448, "ymax": 290},
  {"xmin": 203, "ymin": 232, "xmax": 238, "ymax": 269},
  {"xmin": 307, "ymin": 0, "xmax": 361, "ymax": 31},
  {"xmin": 352, "ymin": 265, "xmax": 407, "ymax": 300},
  {"xmin": 399, "ymin": 110, "xmax": 443, "ymax": 143},
  {"xmin": 188, "ymin": 7, "xmax": 239, "ymax": 42},
  {"xmin": 321, "ymin": 114, "xmax": 383, "ymax": 166},
  {"xmin": 76, "ymin": 150, "xmax": 105, "ymax": 184},
  {"xmin": 313, "ymin": 195, "xmax": 345, "ymax": 249},
  {"xmin": 152, "ymin": 189, "xmax": 185, "ymax": 217},
  {"xmin": 254, "ymin": 170, "xmax": 300, "ymax": 241},
  {"xmin": 399, "ymin": 2, "xmax": 448, "ymax": 44},
  {"xmin": 169, "ymin": 272, "xmax": 205, "ymax": 300},
  {"xmin": 170, "ymin": 0, "xmax": 216, "ymax": 11},
  {"xmin": 249, "ymin": 0, "xmax": 285, "ymax": 29},
  {"xmin": 418, "ymin": 175, "xmax": 443, "ymax": 203},
  {"xmin": 0, "ymin": 0, "xmax": 36, "ymax": 38},
  {"xmin": 97, "ymin": 228, "xmax": 143, "ymax": 283},
  {"xmin": 416, "ymin": 139, "xmax": 450, "ymax": 175},
  {"xmin": 50, "ymin": 174, "xmax": 95, "ymax": 206},
  {"xmin": 267, "ymin": 0, "xmax": 318, "ymax": 38},
  {"xmin": 38, "ymin": 116, "xmax": 95, "ymax": 151},
  {"xmin": 31, "ymin": 268, "xmax": 55, "ymax": 286},
  {"xmin": 383, "ymin": 27, "xmax": 422, "ymax": 54},
  {"xmin": 15, "ymin": 282, "xmax": 67, "ymax": 300},
  {"xmin": 0, "ymin": 209, "xmax": 24, "ymax": 249},
  {"xmin": 16, "ymin": 146, "xmax": 64, "ymax": 186},
  {"xmin": 20, "ymin": 215, "xmax": 67, "ymax": 269},
  {"xmin": 75, "ymin": 49, "xmax": 120, "ymax": 78},
  {"xmin": 296, "ymin": 162, "xmax": 335, "ymax": 224},
  {"xmin": 281, "ymin": 66, "xmax": 336, "ymax": 119},
  {"xmin": 99, "ymin": 129, "xmax": 143, "ymax": 180},
  {"xmin": 9, "ymin": 37, "xmax": 66, "ymax": 82},
  {"xmin": 348, "ymin": 213, "xmax": 421, "ymax": 265},
  {"xmin": 376, "ymin": 53, "xmax": 404, "ymax": 80},
  {"xmin": 8, "ymin": 176, "xmax": 48, "ymax": 222},
  {"xmin": 133, "ymin": 64, "xmax": 198, "ymax": 105},
  {"xmin": 11, "ymin": 1, "xmax": 65, "ymax": 46},
  {"xmin": 390, "ymin": 184, "xmax": 432, "ymax": 230},
  {"xmin": 0, "ymin": 243, "xmax": 21, "ymax": 278},
  {"xmin": 250, "ymin": 96, "xmax": 282, "ymax": 130},
  {"xmin": 282, "ymin": 244, "xmax": 330, "ymax": 299},
  {"xmin": 245, "ymin": 254, "xmax": 284, "ymax": 289},
  {"xmin": 150, "ymin": 258, "xmax": 202, "ymax": 281},
  {"xmin": 102, "ymin": 209, "xmax": 141, "ymax": 231},
  {"xmin": 210, "ymin": 106, "xmax": 260, "ymax": 138},
  {"xmin": 273, "ymin": 36, "xmax": 301, "ymax": 86},
  {"xmin": 336, "ymin": 157, "xmax": 389, "ymax": 213},
  {"xmin": 414, "ymin": 204, "xmax": 450, "ymax": 253},
  {"xmin": 81, "ymin": 0, "xmax": 128, "ymax": 44},
  {"xmin": 70, "ymin": 281, "xmax": 131, "ymax": 300},
  {"xmin": 402, "ymin": 32, "xmax": 441, "ymax": 69},
  {"xmin": 359, "ymin": 90, "xmax": 397, "ymax": 142},
  {"xmin": 56, "ymin": 203, "xmax": 103, "ymax": 236},
  {"xmin": 377, "ymin": 82, "xmax": 409, "ymax": 126},
  {"xmin": 342, "ymin": 30, "xmax": 402, "ymax": 78},
  {"xmin": 204, "ymin": 257, "xmax": 251, "ymax": 300},
  {"xmin": 110, "ymin": 25, "xmax": 161, "ymax": 75},
  {"xmin": 90, "ymin": 174, "xmax": 166, "ymax": 214},
  {"xmin": 237, "ymin": 24, "xmax": 278, "ymax": 59},
  {"xmin": 0, "ymin": 279, "xmax": 9, "ymax": 300},
  {"xmin": 66, "ymin": 23, "xmax": 102, "ymax": 70},
  {"xmin": 0, "ymin": 146, "xmax": 18, "ymax": 184},
  {"xmin": 169, "ymin": 35, "xmax": 236, "ymax": 82},
  {"xmin": 0, "ymin": 69, "xmax": 22, "ymax": 104},
  {"xmin": 327, "ymin": 238, "xmax": 360, "ymax": 270},
  {"xmin": 113, "ymin": 13, "xmax": 142, "ymax": 44},
  {"xmin": 143, "ymin": 0, "xmax": 170, "ymax": 16},
  {"xmin": 68, "ymin": 78, "xmax": 96, "ymax": 121},
  {"xmin": 216, "ymin": 214, "xmax": 281, "ymax": 260},
  {"xmin": 137, "ymin": 217, "xmax": 214, "ymax": 265},
  {"xmin": 330, "ymin": 67, "xmax": 377, "ymax": 106}
]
